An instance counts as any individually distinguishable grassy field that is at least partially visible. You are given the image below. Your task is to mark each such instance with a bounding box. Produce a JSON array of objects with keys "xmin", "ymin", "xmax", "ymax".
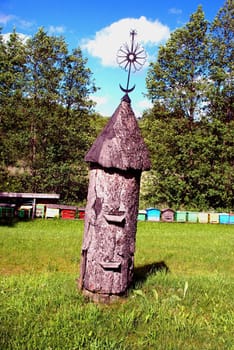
[{"xmin": 0, "ymin": 219, "xmax": 233, "ymax": 349}]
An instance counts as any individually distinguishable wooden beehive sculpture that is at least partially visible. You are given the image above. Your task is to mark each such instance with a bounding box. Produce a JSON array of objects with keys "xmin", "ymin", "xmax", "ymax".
[
  {"xmin": 79, "ymin": 94, "xmax": 151, "ymax": 302},
  {"xmin": 79, "ymin": 30, "xmax": 151, "ymax": 302}
]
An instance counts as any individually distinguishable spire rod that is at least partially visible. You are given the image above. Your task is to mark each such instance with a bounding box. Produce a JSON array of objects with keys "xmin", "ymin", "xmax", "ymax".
[{"xmin": 117, "ymin": 30, "xmax": 146, "ymax": 94}]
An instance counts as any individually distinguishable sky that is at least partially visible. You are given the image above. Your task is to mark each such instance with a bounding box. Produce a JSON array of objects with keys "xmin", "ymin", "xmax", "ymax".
[{"xmin": 0, "ymin": 0, "xmax": 225, "ymax": 117}]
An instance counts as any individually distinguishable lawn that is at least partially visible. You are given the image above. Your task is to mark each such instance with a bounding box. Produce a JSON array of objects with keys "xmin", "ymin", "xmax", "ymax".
[{"xmin": 0, "ymin": 219, "xmax": 233, "ymax": 349}]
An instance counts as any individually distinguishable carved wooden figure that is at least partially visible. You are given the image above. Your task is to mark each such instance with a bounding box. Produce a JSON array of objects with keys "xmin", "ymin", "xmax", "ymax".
[{"xmin": 79, "ymin": 94, "xmax": 151, "ymax": 302}]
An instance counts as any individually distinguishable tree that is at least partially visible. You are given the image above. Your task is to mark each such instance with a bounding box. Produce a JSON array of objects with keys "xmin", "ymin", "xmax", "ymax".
[
  {"xmin": 140, "ymin": 107, "xmax": 234, "ymax": 210},
  {"xmin": 0, "ymin": 29, "xmax": 29, "ymax": 194},
  {"xmin": 60, "ymin": 48, "xmax": 97, "ymax": 113},
  {"xmin": 208, "ymin": 0, "xmax": 234, "ymax": 123},
  {"xmin": 146, "ymin": 6, "xmax": 209, "ymax": 122},
  {"xmin": 0, "ymin": 29, "xmax": 27, "ymax": 162},
  {"xmin": 141, "ymin": 3, "xmax": 234, "ymax": 210},
  {"xmin": 0, "ymin": 28, "xmax": 97, "ymax": 203},
  {"xmin": 23, "ymin": 28, "xmax": 97, "ymax": 200},
  {"xmin": 23, "ymin": 28, "xmax": 67, "ymax": 188}
]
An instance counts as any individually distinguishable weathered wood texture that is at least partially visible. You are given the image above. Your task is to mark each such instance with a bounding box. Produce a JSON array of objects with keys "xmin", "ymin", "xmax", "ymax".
[
  {"xmin": 80, "ymin": 166, "xmax": 141, "ymax": 298},
  {"xmin": 79, "ymin": 95, "xmax": 151, "ymax": 302},
  {"xmin": 85, "ymin": 95, "xmax": 151, "ymax": 171}
]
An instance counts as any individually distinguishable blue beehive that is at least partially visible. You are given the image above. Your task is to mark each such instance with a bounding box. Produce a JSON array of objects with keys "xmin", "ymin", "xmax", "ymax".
[
  {"xmin": 219, "ymin": 213, "xmax": 229, "ymax": 224},
  {"xmin": 219, "ymin": 213, "xmax": 234, "ymax": 224},
  {"xmin": 229, "ymin": 214, "xmax": 234, "ymax": 224},
  {"xmin": 146, "ymin": 208, "xmax": 161, "ymax": 221}
]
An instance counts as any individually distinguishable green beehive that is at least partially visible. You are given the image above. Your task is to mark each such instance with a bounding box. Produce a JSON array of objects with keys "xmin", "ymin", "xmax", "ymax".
[
  {"xmin": 36, "ymin": 204, "xmax": 45, "ymax": 218},
  {"xmin": 187, "ymin": 211, "xmax": 198, "ymax": 223},
  {"xmin": 19, "ymin": 209, "xmax": 26, "ymax": 218},
  {"xmin": 137, "ymin": 210, "xmax": 146, "ymax": 221},
  {"xmin": 175, "ymin": 211, "xmax": 187, "ymax": 222},
  {"xmin": 0, "ymin": 206, "xmax": 14, "ymax": 220},
  {"xmin": 5, "ymin": 207, "xmax": 14, "ymax": 218}
]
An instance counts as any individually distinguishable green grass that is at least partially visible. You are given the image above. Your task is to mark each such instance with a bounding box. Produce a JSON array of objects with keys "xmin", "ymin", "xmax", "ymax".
[{"xmin": 0, "ymin": 220, "xmax": 234, "ymax": 349}]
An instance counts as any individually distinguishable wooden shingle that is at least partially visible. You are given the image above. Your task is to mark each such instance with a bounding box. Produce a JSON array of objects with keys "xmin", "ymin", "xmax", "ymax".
[{"xmin": 85, "ymin": 95, "xmax": 151, "ymax": 171}]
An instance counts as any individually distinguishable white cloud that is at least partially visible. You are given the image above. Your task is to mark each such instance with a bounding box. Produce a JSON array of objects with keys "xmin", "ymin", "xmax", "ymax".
[
  {"xmin": 18, "ymin": 19, "xmax": 34, "ymax": 29},
  {"xmin": 48, "ymin": 25, "xmax": 66, "ymax": 35},
  {"xmin": 2, "ymin": 32, "xmax": 30, "ymax": 43},
  {"xmin": 90, "ymin": 94, "xmax": 112, "ymax": 116},
  {"xmin": 169, "ymin": 8, "xmax": 182, "ymax": 15},
  {"xmin": 91, "ymin": 95, "xmax": 108, "ymax": 106},
  {"xmin": 137, "ymin": 99, "xmax": 152, "ymax": 110},
  {"xmin": 81, "ymin": 16, "xmax": 170, "ymax": 67},
  {"xmin": 0, "ymin": 13, "xmax": 15, "ymax": 25},
  {"xmin": 0, "ymin": 13, "xmax": 34, "ymax": 30}
]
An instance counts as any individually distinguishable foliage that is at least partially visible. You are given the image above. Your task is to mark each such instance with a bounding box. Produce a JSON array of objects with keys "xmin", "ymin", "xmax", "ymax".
[
  {"xmin": 208, "ymin": 0, "xmax": 234, "ymax": 123},
  {"xmin": 141, "ymin": 1, "xmax": 234, "ymax": 210},
  {"xmin": 146, "ymin": 6, "xmax": 209, "ymax": 122},
  {"xmin": 0, "ymin": 28, "xmax": 98, "ymax": 202},
  {"xmin": 139, "ymin": 110, "xmax": 234, "ymax": 210},
  {"xmin": 0, "ymin": 2, "xmax": 233, "ymax": 210},
  {"xmin": 0, "ymin": 220, "xmax": 233, "ymax": 349}
]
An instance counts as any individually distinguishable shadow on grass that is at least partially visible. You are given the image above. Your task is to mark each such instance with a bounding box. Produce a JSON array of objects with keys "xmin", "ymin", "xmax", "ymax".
[
  {"xmin": 0, "ymin": 217, "xmax": 18, "ymax": 226},
  {"xmin": 0, "ymin": 217, "xmax": 32, "ymax": 227},
  {"xmin": 133, "ymin": 261, "xmax": 169, "ymax": 287}
]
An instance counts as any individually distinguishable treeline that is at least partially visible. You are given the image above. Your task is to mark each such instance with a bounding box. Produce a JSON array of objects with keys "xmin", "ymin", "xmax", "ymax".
[
  {"xmin": 0, "ymin": 27, "xmax": 100, "ymax": 203},
  {"xmin": 0, "ymin": 1, "xmax": 233, "ymax": 210},
  {"xmin": 140, "ymin": 1, "xmax": 233, "ymax": 211}
]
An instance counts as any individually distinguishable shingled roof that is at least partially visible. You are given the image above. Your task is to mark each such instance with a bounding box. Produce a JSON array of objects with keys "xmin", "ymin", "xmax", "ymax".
[{"xmin": 85, "ymin": 95, "xmax": 151, "ymax": 171}]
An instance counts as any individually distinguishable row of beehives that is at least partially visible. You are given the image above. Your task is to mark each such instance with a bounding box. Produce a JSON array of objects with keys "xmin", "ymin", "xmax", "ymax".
[
  {"xmin": 1, "ymin": 203, "xmax": 233, "ymax": 224},
  {"xmin": 138, "ymin": 208, "xmax": 234, "ymax": 224},
  {"xmin": 0, "ymin": 204, "xmax": 85, "ymax": 220},
  {"xmin": 36, "ymin": 204, "xmax": 85, "ymax": 219}
]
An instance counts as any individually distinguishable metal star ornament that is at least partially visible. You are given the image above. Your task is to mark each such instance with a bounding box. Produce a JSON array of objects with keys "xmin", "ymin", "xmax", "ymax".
[{"xmin": 117, "ymin": 30, "xmax": 146, "ymax": 94}]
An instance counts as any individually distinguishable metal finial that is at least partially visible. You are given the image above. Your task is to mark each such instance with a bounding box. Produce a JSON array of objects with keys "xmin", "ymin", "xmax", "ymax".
[{"xmin": 117, "ymin": 30, "xmax": 146, "ymax": 94}]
